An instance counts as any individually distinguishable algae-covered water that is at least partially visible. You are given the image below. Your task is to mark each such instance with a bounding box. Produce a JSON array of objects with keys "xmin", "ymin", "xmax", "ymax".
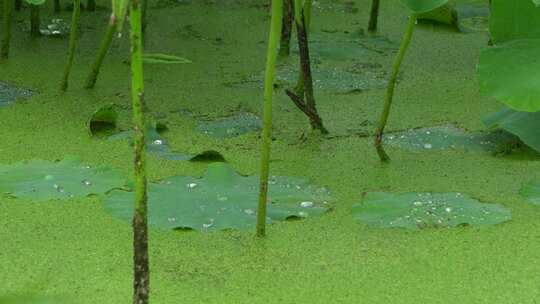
[{"xmin": 2, "ymin": 0, "xmax": 540, "ymax": 303}]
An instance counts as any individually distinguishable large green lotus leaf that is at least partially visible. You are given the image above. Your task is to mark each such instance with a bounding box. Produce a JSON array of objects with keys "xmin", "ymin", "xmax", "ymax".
[
  {"xmin": 0, "ymin": 81, "xmax": 33, "ymax": 106},
  {"xmin": 352, "ymin": 192, "xmax": 511, "ymax": 230},
  {"xmin": 483, "ymin": 106, "xmax": 540, "ymax": 152},
  {"xmin": 197, "ymin": 113, "xmax": 262, "ymax": 138},
  {"xmin": 478, "ymin": 39, "xmax": 540, "ymax": 112},
  {"xmin": 105, "ymin": 163, "xmax": 332, "ymax": 231},
  {"xmin": 519, "ymin": 181, "xmax": 540, "ymax": 205},
  {"xmin": 400, "ymin": 0, "xmax": 449, "ymax": 13},
  {"xmin": 383, "ymin": 125, "xmax": 516, "ymax": 152},
  {"xmin": 417, "ymin": 2, "xmax": 457, "ymax": 26},
  {"xmin": 0, "ymin": 158, "xmax": 126, "ymax": 201},
  {"xmin": 490, "ymin": 0, "xmax": 540, "ymax": 44}
]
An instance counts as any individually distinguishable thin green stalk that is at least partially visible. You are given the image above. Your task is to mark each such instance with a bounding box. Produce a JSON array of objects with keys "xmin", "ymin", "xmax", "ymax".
[
  {"xmin": 293, "ymin": 0, "xmax": 311, "ymax": 97},
  {"xmin": 256, "ymin": 0, "xmax": 283, "ymax": 238},
  {"xmin": 84, "ymin": 14, "xmax": 116, "ymax": 89},
  {"xmin": 54, "ymin": 0, "xmax": 61, "ymax": 12},
  {"xmin": 374, "ymin": 14, "xmax": 417, "ymax": 162},
  {"xmin": 30, "ymin": 4, "xmax": 41, "ymax": 37},
  {"xmin": 141, "ymin": 0, "xmax": 148, "ymax": 32},
  {"xmin": 367, "ymin": 0, "xmax": 380, "ymax": 32},
  {"xmin": 278, "ymin": 0, "xmax": 293, "ymax": 58},
  {"xmin": 1, "ymin": 0, "xmax": 13, "ymax": 60},
  {"xmin": 60, "ymin": 0, "xmax": 81, "ymax": 92},
  {"xmin": 129, "ymin": 0, "xmax": 149, "ymax": 303}
]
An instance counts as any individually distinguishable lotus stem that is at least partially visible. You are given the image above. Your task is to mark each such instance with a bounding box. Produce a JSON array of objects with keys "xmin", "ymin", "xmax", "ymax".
[
  {"xmin": 84, "ymin": 13, "xmax": 116, "ymax": 89},
  {"xmin": 368, "ymin": 0, "xmax": 380, "ymax": 32},
  {"xmin": 54, "ymin": 0, "xmax": 61, "ymax": 12},
  {"xmin": 142, "ymin": 0, "xmax": 148, "ymax": 33},
  {"xmin": 256, "ymin": 0, "xmax": 283, "ymax": 238},
  {"xmin": 30, "ymin": 4, "xmax": 41, "ymax": 37},
  {"xmin": 60, "ymin": 0, "xmax": 81, "ymax": 92},
  {"xmin": 129, "ymin": 0, "xmax": 150, "ymax": 302},
  {"xmin": 14, "ymin": 0, "xmax": 21, "ymax": 11},
  {"xmin": 278, "ymin": 0, "xmax": 293, "ymax": 58},
  {"xmin": 374, "ymin": 14, "xmax": 417, "ymax": 162},
  {"xmin": 1, "ymin": 0, "xmax": 13, "ymax": 60}
]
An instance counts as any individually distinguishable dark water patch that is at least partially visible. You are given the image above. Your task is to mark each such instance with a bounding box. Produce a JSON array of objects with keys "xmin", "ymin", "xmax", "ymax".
[{"xmin": 197, "ymin": 112, "xmax": 262, "ymax": 138}]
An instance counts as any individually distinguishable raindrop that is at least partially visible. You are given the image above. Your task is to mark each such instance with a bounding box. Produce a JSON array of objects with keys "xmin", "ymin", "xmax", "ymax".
[
  {"xmin": 82, "ymin": 179, "xmax": 92, "ymax": 186},
  {"xmin": 44, "ymin": 175, "xmax": 54, "ymax": 181},
  {"xmin": 300, "ymin": 201, "xmax": 314, "ymax": 208},
  {"xmin": 187, "ymin": 183, "xmax": 198, "ymax": 189},
  {"xmin": 168, "ymin": 217, "xmax": 177, "ymax": 222},
  {"xmin": 298, "ymin": 211, "xmax": 308, "ymax": 218},
  {"xmin": 295, "ymin": 185, "xmax": 302, "ymax": 190},
  {"xmin": 244, "ymin": 209, "xmax": 255, "ymax": 216},
  {"xmin": 413, "ymin": 201, "xmax": 423, "ymax": 206},
  {"xmin": 423, "ymin": 143, "xmax": 433, "ymax": 149},
  {"xmin": 152, "ymin": 139, "xmax": 163, "ymax": 145},
  {"xmin": 217, "ymin": 195, "xmax": 228, "ymax": 201},
  {"xmin": 445, "ymin": 207, "xmax": 452, "ymax": 213}
]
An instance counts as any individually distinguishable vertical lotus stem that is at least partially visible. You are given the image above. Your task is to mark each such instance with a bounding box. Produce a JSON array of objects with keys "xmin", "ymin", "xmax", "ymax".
[
  {"xmin": 130, "ymin": 0, "xmax": 149, "ymax": 303},
  {"xmin": 367, "ymin": 0, "xmax": 380, "ymax": 32},
  {"xmin": 278, "ymin": 0, "xmax": 293, "ymax": 58},
  {"xmin": 292, "ymin": 0, "xmax": 311, "ymax": 98},
  {"xmin": 14, "ymin": 0, "xmax": 21, "ymax": 11},
  {"xmin": 141, "ymin": 0, "xmax": 148, "ymax": 33},
  {"xmin": 1, "ymin": 0, "xmax": 13, "ymax": 60},
  {"xmin": 84, "ymin": 14, "xmax": 116, "ymax": 89},
  {"xmin": 86, "ymin": 0, "xmax": 95, "ymax": 11},
  {"xmin": 60, "ymin": 0, "xmax": 81, "ymax": 91},
  {"xmin": 30, "ymin": 4, "xmax": 41, "ymax": 37},
  {"xmin": 256, "ymin": 0, "xmax": 283, "ymax": 238},
  {"xmin": 54, "ymin": 0, "xmax": 61, "ymax": 12},
  {"xmin": 374, "ymin": 14, "xmax": 416, "ymax": 162}
]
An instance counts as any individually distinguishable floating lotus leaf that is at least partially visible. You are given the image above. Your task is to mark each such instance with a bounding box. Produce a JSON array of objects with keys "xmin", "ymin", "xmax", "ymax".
[
  {"xmin": 383, "ymin": 125, "xmax": 516, "ymax": 152},
  {"xmin": 105, "ymin": 163, "xmax": 332, "ymax": 231},
  {"xmin": 197, "ymin": 113, "xmax": 262, "ymax": 138},
  {"xmin": 108, "ymin": 124, "xmax": 193, "ymax": 161},
  {"xmin": 0, "ymin": 158, "xmax": 126, "ymax": 201},
  {"xmin": 88, "ymin": 105, "xmax": 118, "ymax": 137},
  {"xmin": 400, "ymin": 0, "xmax": 449, "ymax": 14},
  {"xmin": 519, "ymin": 181, "xmax": 540, "ymax": 205},
  {"xmin": 142, "ymin": 53, "xmax": 192, "ymax": 64},
  {"xmin": 483, "ymin": 106, "xmax": 540, "ymax": 152},
  {"xmin": 352, "ymin": 192, "xmax": 511, "ymax": 229},
  {"xmin": 24, "ymin": 0, "xmax": 46, "ymax": 5},
  {"xmin": 417, "ymin": 1, "xmax": 457, "ymax": 26},
  {"xmin": 0, "ymin": 81, "xmax": 33, "ymax": 106}
]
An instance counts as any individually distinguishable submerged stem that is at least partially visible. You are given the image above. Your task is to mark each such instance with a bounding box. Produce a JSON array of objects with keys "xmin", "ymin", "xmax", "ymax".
[
  {"xmin": 367, "ymin": 0, "xmax": 380, "ymax": 32},
  {"xmin": 374, "ymin": 14, "xmax": 417, "ymax": 162},
  {"xmin": 60, "ymin": 0, "xmax": 81, "ymax": 92},
  {"xmin": 130, "ymin": 0, "xmax": 149, "ymax": 303},
  {"xmin": 30, "ymin": 4, "xmax": 41, "ymax": 37},
  {"xmin": 1, "ymin": 0, "xmax": 13, "ymax": 60},
  {"xmin": 278, "ymin": 0, "xmax": 293, "ymax": 58},
  {"xmin": 84, "ymin": 14, "xmax": 117, "ymax": 89},
  {"xmin": 256, "ymin": 0, "xmax": 283, "ymax": 238}
]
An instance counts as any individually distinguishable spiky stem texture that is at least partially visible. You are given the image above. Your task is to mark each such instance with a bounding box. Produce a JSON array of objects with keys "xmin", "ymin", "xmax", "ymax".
[{"xmin": 130, "ymin": 0, "xmax": 149, "ymax": 303}]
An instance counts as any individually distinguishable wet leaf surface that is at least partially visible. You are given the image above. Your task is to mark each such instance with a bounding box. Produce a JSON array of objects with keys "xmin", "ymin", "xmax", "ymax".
[
  {"xmin": 105, "ymin": 163, "xmax": 332, "ymax": 231},
  {"xmin": 352, "ymin": 192, "xmax": 511, "ymax": 229}
]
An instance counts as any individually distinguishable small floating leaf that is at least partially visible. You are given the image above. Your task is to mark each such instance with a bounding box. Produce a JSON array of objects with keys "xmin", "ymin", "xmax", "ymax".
[
  {"xmin": 520, "ymin": 181, "xmax": 540, "ymax": 205},
  {"xmin": 0, "ymin": 157, "xmax": 126, "ymax": 201},
  {"xmin": 383, "ymin": 125, "xmax": 516, "ymax": 152},
  {"xmin": 142, "ymin": 53, "xmax": 192, "ymax": 64},
  {"xmin": 88, "ymin": 104, "xmax": 118, "ymax": 138},
  {"xmin": 105, "ymin": 163, "xmax": 332, "ymax": 231},
  {"xmin": 352, "ymin": 192, "xmax": 511, "ymax": 230}
]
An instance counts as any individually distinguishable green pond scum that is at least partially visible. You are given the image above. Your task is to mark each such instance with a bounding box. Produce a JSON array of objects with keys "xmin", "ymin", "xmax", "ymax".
[{"xmin": 3, "ymin": 0, "xmax": 540, "ymax": 303}]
